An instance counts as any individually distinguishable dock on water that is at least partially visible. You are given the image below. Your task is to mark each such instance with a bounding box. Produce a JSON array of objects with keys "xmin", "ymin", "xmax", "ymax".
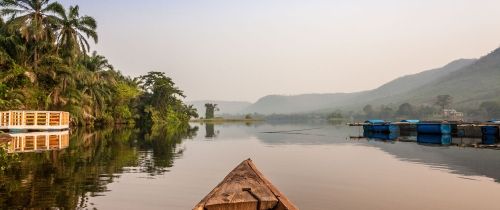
[
  {"xmin": 349, "ymin": 119, "xmax": 500, "ymax": 138},
  {"xmin": 0, "ymin": 111, "xmax": 70, "ymax": 131}
]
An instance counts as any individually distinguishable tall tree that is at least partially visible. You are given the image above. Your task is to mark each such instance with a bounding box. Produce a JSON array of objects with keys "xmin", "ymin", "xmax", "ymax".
[
  {"xmin": 435, "ymin": 95, "xmax": 452, "ymax": 110},
  {"xmin": 397, "ymin": 103, "xmax": 414, "ymax": 117},
  {"xmin": 82, "ymin": 51, "xmax": 112, "ymax": 72},
  {"xmin": 0, "ymin": 0, "xmax": 65, "ymax": 68},
  {"xmin": 54, "ymin": 5, "xmax": 97, "ymax": 62},
  {"xmin": 204, "ymin": 103, "xmax": 218, "ymax": 119}
]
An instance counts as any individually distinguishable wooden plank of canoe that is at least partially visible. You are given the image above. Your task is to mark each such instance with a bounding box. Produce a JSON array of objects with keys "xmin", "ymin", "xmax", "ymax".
[
  {"xmin": 193, "ymin": 159, "xmax": 298, "ymax": 210},
  {"xmin": 247, "ymin": 159, "xmax": 298, "ymax": 210}
]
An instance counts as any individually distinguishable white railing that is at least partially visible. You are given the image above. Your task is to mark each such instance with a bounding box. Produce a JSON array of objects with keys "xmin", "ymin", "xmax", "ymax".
[
  {"xmin": 4, "ymin": 130, "xmax": 70, "ymax": 153},
  {"xmin": 0, "ymin": 111, "xmax": 70, "ymax": 130}
]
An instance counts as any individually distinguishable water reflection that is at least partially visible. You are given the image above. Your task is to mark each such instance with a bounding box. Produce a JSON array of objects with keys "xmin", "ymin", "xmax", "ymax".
[
  {"xmin": 1, "ymin": 122, "xmax": 500, "ymax": 209},
  {"xmin": 356, "ymin": 130, "xmax": 499, "ymax": 149},
  {"xmin": 417, "ymin": 134, "xmax": 452, "ymax": 145},
  {"xmin": 0, "ymin": 125, "xmax": 197, "ymax": 209},
  {"xmin": 203, "ymin": 123, "xmax": 500, "ymax": 185},
  {"xmin": 349, "ymin": 128, "xmax": 500, "ymax": 183},
  {"xmin": 363, "ymin": 131, "xmax": 399, "ymax": 141},
  {"xmin": 482, "ymin": 135, "xmax": 499, "ymax": 145},
  {"xmin": 3, "ymin": 131, "xmax": 70, "ymax": 153},
  {"xmin": 204, "ymin": 123, "xmax": 217, "ymax": 138}
]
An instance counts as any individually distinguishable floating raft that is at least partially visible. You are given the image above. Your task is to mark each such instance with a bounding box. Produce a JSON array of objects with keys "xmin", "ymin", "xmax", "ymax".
[{"xmin": 193, "ymin": 159, "xmax": 298, "ymax": 210}]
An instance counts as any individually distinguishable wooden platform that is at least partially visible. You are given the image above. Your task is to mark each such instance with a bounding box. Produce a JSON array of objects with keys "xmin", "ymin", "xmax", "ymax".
[
  {"xmin": 193, "ymin": 159, "xmax": 298, "ymax": 210},
  {"xmin": 0, "ymin": 111, "xmax": 70, "ymax": 131}
]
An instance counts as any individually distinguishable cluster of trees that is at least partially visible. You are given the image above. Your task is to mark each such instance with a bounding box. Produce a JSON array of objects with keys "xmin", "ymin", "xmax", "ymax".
[
  {"xmin": 466, "ymin": 101, "xmax": 500, "ymax": 120},
  {"xmin": 478, "ymin": 101, "xmax": 500, "ymax": 119},
  {"xmin": 0, "ymin": 0, "xmax": 197, "ymax": 127},
  {"xmin": 360, "ymin": 94, "xmax": 500, "ymax": 120},
  {"xmin": 360, "ymin": 95, "xmax": 452, "ymax": 120},
  {"xmin": 361, "ymin": 103, "xmax": 438, "ymax": 119}
]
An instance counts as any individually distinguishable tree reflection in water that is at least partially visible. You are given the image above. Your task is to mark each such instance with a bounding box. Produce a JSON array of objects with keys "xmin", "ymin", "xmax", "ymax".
[{"xmin": 0, "ymin": 125, "xmax": 198, "ymax": 209}]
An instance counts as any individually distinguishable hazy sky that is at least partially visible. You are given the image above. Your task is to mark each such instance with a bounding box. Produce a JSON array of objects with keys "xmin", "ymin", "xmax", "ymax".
[{"xmin": 59, "ymin": 0, "xmax": 500, "ymax": 102}]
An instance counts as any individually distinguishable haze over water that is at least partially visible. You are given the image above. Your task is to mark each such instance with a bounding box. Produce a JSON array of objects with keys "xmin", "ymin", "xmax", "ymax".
[{"xmin": 2, "ymin": 123, "xmax": 500, "ymax": 209}]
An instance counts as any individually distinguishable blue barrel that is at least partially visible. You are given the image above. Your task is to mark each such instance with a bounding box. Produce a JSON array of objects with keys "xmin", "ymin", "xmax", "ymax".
[
  {"xmin": 487, "ymin": 120, "xmax": 500, "ymax": 124},
  {"xmin": 482, "ymin": 135, "xmax": 498, "ymax": 145},
  {"xmin": 370, "ymin": 124, "xmax": 399, "ymax": 133},
  {"xmin": 365, "ymin": 119, "xmax": 385, "ymax": 124},
  {"xmin": 364, "ymin": 131, "xmax": 399, "ymax": 140},
  {"xmin": 417, "ymin": 134, "xmax": 452, "ymax": 145},
  {"xmin": 417, "ymin": 123, "xmax": 451, "ymax": 134},
  {"xmin": 481, "ymin": 126, "xmax": 499, "ymax": 135},
  {"xmin": 401, "ymin": 119, "xmax": 420, "ymax": 123}
]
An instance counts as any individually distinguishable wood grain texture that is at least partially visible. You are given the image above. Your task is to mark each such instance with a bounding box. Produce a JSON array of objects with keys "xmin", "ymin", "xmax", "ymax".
[{"xmin": 193, "ymin": 159, "xmax": 299, "ymax": 210}]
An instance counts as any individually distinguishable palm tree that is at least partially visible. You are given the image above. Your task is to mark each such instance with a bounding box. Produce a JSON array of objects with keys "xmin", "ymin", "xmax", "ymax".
[
  {"xmin": 0, "ymin": 0, "xmax": 65, "ymax": 68},
  {"xmin": 55, "ymin": 5, "xmax": 97, "ymax": 62},
  {"xmin": 81, "ymin": 71, "xmax": 112, "ymax": 118},
  {"xmin": 82, "ymin": 51, "xmax": 112, "ymax": 72}
]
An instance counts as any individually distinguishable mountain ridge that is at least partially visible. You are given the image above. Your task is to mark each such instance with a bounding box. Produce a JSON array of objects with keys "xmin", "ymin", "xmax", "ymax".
[{"xmin": 243, "ymin": 57, "xmax": 478, "ymax": 114}]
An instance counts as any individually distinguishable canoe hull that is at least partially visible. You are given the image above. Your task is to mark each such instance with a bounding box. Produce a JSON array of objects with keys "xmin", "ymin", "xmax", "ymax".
[{"xmin": 194, "ymin": 159, "xmax": 298, "ymax": 210}]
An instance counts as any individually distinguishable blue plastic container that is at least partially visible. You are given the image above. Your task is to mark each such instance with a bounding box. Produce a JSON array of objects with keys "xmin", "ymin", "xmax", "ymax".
[
  {"xmin": 401, "ymin": 120, "xmax": 420, "ymax": 123},
  {"xmin": 364, "ymin": 119, "xmax": 386, "ymax": 124},
  {"xmin": 417, "ymin": 134, "xmax": 452, "ymax": 145},
  {"xmin": 482, "ymin": 135, "xmax": 498, "ymax": 145},
  {"xmin": 481, "ymin": 126, "xmax": 499, "ymax": 135},
  {"xmin": 364, "ymin": 131, "xmax": 399, "ymax": 140},
  {"xmin": 417, "ymin": 123, "xmax": 451, "ymax": 134},
  {"xmin": 372, "ymin": 124, "xmax": 399, "ymax": 133},
  {"xmin": 363, "ymin": 120, "xmax": 398, "ymax": 133},
  {"xmin": 487, "ymin": 119, "xmax": 500, "ymax": 124},
  {"xmin": 363, "ymin": 124, "xmax": 399, "ymax": 133}
]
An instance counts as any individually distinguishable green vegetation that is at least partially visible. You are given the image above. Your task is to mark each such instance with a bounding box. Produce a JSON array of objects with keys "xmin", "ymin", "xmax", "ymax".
[
  {"xmin": 0, "ymin": 126, "xmax": 198, "ymax": 208},
  {"xmin": 435, "ymin": 95, "xmax": 452, "ymax": 110},
  {"xmin": 360, "ymin": 103, "xmax": 439, "ymax": 120},
  {"xmin": 0, "ymin": 144, "xmax": 17, "ymax": 171},
  {"xmin": 204, "ymin": 103, "xmax": 218, "ymax": 119},
  {"xmin": 190, "ymin": 103, "xmax": 262, "ymax": 123},
  {"xmin": 0, "ymin": 0, "xmax": 196, "ymax": 127},
  {"xmin": 478, "ymin": 101, "xmax": 500, "ymax": 119},
  {"xmin": 357, "ymin": 95, "xmax": 500, "ymax": 121}
]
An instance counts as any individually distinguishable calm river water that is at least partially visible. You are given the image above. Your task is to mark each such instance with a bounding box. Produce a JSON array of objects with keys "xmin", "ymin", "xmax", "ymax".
[{"xmin": 1, "ymin": 122, "xmax": 500, "ymax": 209}]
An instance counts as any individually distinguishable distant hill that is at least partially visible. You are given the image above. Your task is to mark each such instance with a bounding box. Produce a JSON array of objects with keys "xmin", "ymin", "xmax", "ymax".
[
  {"xmin": 187, "ymin": 100, "xmax": 252, "ymax": 116},
  {"xmin": 242, "ymin": 49, "xmax": 495, "ymax": 114},
  {"xmin": 241, "ymin": 93, "xmax": 363, "ymax": 114},
  {"xmin": 383, "ymin": 48, "xmax": 500, "ymax": 108}
]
